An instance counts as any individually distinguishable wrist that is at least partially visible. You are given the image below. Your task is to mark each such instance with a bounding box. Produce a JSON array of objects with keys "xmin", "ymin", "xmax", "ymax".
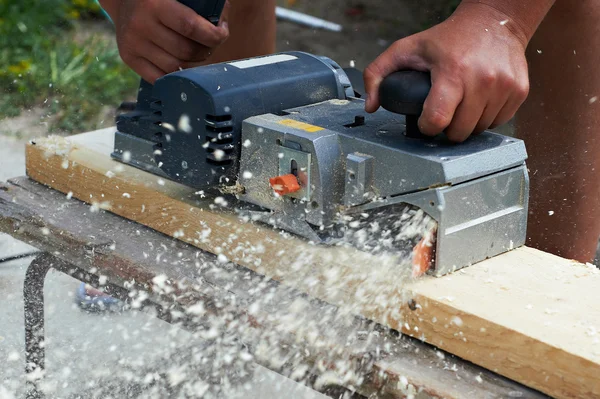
[{"xmin": 453, "ymin": 0, "xmax": 555, "ymax": 48}]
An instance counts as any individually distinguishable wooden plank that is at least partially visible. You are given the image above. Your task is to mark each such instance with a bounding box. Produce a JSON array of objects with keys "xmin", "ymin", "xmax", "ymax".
[
  {"xmin": 0, "ymin": 178, "xmax": 546, "ymax": 399},
  {"xmin": 24, "ymin": 129, "xmax": 600, "ymax": 399}
]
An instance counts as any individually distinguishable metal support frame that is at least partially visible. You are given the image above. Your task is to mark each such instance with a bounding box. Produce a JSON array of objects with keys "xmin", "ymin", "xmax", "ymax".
[
  {"xmin": 22, "ymin": 253, "xmax": 136, "ymax": 399},
  {"xmin": 23, "ymin": 253, "xmax": 52, "ymax": 399},
  {"xmin": 21, "ymin": 252, "xmax": 360, "ymax": 399}
]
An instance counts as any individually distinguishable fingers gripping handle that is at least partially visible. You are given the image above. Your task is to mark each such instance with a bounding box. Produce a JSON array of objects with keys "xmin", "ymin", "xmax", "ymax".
[
  {"xmin": 135, "ymin": 0, "xmax": 226, "ymax": 108},
  {"xmin": 379, "ymin": 71, "xmax": 432, "ymax": 139},
  {"xmin": 178, "ymin": 0, "xmax": 227, "ymax": 25}
]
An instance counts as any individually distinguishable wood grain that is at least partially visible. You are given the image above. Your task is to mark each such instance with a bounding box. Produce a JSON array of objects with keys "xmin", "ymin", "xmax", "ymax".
[{"xmin": 25, "ymin": 129, "xmax": 600, "ymax": 398}]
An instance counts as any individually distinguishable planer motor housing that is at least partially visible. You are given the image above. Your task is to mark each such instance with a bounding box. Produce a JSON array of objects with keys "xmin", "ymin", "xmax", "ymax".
[{"xmin": 113, "ymin": 52, "xmax": 354, "ymax": 188}]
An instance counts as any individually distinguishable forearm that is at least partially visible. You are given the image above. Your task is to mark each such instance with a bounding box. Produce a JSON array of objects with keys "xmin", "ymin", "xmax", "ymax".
[
  {"xmin": 457, "ymin": 0, "xmax": 556, "ymax": 46},
  {"xmin": 516, "ymin": 0, "xmax": 600, "ymax": 262}
]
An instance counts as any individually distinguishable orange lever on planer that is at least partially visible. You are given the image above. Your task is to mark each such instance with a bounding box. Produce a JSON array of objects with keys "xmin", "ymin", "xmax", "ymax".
[{"xmin": 269, "ymin": 174, "xmax": 301, "ymax": 196}]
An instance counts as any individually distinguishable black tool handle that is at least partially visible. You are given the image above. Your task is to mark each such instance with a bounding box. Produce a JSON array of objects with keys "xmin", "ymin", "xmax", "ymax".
[
  {"xmin": 379, "ymin": 70, "xmax": 432, "ymax": 139},
  {"xmin": 178, "ymin": 0, "xmax": 226, "ymax": 25}
]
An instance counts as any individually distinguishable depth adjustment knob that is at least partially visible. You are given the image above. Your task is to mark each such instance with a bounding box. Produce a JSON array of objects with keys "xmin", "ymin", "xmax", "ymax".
[{"xmin": 379, "ymin": 70, "xmax": 432, "ymax": 139}]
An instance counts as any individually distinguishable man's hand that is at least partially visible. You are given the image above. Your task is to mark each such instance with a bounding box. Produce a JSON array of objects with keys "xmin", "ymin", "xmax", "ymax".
[
  {"xmin": 100, "ymin": 0, "xmax": 230, "ymax": 83},
  {"xmin": 364, "ymin": 2, "xmax": 532, "ymax": 142}
]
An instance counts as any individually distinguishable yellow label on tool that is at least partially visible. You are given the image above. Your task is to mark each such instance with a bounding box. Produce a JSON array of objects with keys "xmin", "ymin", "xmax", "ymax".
[{"xmin": 278, "ymin": 119, "xmax": 324, "ymax": 133}]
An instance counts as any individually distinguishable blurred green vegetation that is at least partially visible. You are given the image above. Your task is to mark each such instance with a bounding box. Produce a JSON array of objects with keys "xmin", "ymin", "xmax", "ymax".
[{"xmin": 0, "ymin": 0, "xmax": 138, "ymax": 133}]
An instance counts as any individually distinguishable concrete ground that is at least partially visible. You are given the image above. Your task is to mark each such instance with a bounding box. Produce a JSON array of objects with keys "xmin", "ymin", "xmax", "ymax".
[{"xmin": 0, "ymin": 135, "xmax": 327, "ymax": 398}]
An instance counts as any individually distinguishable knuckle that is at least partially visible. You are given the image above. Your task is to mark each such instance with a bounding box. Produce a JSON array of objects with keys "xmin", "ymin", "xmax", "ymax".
[
  {"xmin": 179, "ymin": 16, "xmax": 197, "ymax": 38},
  {"xmin": 207, "ymin": 28, "xmax": 228, "ymax": 47},
  {"xmin": 479, "ymin": 69, "xmax": 497, "ymax": 88},
  {"xmin": 516, "ymin": 79, "xmax": 530, "ymax": 99},
  {"xmin": 448, "ymin": 58, "xmax": 470, "ymax": 76},
  {"xmin": 217, "ymin": 27, "xmax": 229, "ymax": 42},
  {"xmin": 496, "ymin": 71, "xmax": 515, "ymax": 90}
]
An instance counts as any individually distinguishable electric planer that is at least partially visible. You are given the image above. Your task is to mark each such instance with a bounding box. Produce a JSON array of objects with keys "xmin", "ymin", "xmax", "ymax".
[
  {"xmin": 111, "ymin": 49, "xmax": 529, "ymax": 277},
  {"xmin": 109, "ymin": 0, "xmax": 527, "ymax": 278}
]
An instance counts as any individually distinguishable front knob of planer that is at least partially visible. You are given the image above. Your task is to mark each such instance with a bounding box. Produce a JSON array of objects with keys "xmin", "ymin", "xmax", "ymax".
[{"xmin": 378, "ymin": 70, "xmax": 433, "ymax": 139}]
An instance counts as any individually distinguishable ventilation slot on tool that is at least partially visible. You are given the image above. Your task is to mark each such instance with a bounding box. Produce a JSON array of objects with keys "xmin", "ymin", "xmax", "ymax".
[
  {"xmin": 145, "ymin": 100, "xmax": 165, "ymax": 146},
  {"xmin": 205, "ymin": 114, "xmax": 234, "ymax": 165}
]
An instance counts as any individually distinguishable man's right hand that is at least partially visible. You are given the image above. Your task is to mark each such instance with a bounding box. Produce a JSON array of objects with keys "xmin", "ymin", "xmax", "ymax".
[
  {"xmin": 363, "ymin": 1, "xmax": 534, "ymax": 143},
  {"xmin": 99, "ymin": 0, "xmax": 230, "ymax": 83}
]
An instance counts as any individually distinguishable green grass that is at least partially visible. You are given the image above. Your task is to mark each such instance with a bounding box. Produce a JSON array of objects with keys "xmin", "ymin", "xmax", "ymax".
[{"xmin": 0, "ymin": 0, "xmax": 138, "ymax": 133}]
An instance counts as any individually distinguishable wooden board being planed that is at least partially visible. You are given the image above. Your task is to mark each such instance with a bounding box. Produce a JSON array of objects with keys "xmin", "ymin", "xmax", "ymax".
[{"xmin": 25, "ymin": 128, "xmax": 600, "ymax": 399}]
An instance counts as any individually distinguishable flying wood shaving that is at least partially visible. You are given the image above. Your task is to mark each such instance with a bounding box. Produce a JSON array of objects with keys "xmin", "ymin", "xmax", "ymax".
[
  {"xmin": 219, "ymin": 182, "xmax": 245, "ymax": 196},
  {"xmin": 34, "ymin": 135, "xmax": 73, "ymax": 159}
]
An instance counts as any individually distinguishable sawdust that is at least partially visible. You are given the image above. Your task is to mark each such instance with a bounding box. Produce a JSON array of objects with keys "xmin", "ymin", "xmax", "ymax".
[
  {"xmin": 54, "ymin": 185, "xmax": 437, "ymax": 398},
  {"xmin": 328, "ymin": 99, "xmax": 350, "ymax": 106},
  {"xmin": 68, "ymin": 226, "xmax": 431, "ymax": 399},
  {"xmin": 32, "ymin": 135, "xmax": 73, "ymax": 159},
  {"xmin": 218, "ymin": 181, "xmax": 245, "ymax": 196}
]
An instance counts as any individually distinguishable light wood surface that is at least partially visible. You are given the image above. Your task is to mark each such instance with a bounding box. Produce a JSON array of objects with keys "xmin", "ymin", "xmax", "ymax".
[{"xmin": 25, "ymin": 128, "xmax": 600, "ymax": 399}]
